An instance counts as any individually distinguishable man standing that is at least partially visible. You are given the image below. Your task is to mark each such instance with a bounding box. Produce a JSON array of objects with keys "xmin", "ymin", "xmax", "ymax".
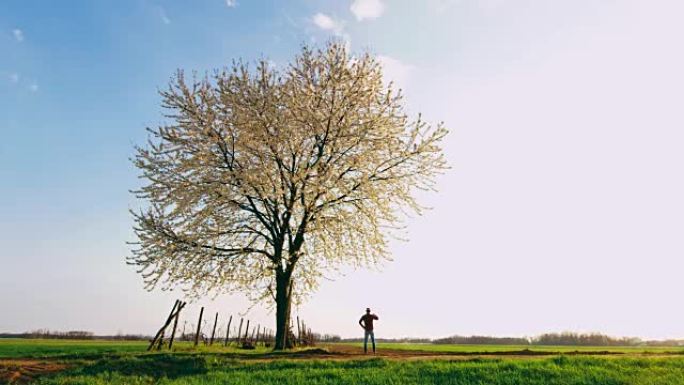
[{"xmin": 359, "ymin": 308, "xmax": 379, "ymax": 354}]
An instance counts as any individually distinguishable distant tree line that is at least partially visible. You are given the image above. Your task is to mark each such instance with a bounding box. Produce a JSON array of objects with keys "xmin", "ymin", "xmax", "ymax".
[
  {"xmin": 0, "ymin": 329, "xmax": 95, "ymax": 339},
  {"xmin": 315, "ymin": 333, "xmax": 343, "ymax": 343},
  {"xmin": 532, "ymin": 332, "xmax": 642, "ymax": 346},
  {"xmin": 341, "ymin": 337, "xmax": 432, "ymax": 344},
  {"xmin": 433, "ymin": 335, "xmax": 529, "ymax": 345},
  {"xmin": 0, "ymin": 330, "xmax": 150, "ymax": 341},
  {"xmin": 433, "ymin": 332, "xmax": 683, "ymax": 347},
  {"xmin": 643, "ymin": 339, "xmax": 684, "ymax": 347}
]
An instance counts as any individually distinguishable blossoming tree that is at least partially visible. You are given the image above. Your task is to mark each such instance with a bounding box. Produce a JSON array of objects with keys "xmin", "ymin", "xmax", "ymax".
[{"xmin": 129, "ymin": 42, "xmax": 448, "ymax": 350}]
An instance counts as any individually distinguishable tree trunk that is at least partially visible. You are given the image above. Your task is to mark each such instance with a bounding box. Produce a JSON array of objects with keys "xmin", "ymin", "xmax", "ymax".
[{"xmin": 273, "ymin": 272, "xmax": 293, "ymax": 350}]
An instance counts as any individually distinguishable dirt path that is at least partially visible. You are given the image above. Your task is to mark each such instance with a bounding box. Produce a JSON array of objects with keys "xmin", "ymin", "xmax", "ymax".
[{"xmin": 264, "ymin": 344, "xmax": 634, "ymax": 362}]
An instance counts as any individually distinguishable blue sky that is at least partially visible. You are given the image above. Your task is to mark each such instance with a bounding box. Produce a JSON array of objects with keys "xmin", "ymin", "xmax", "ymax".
[{"xmin": 2, "ymin": 0, "xmax": 684, "ymax": 339}]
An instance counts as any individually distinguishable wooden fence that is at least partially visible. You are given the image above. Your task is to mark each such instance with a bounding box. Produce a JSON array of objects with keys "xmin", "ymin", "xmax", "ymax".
[{"xmin": 148, "ymin": 300, "xmax": 315, "ymax": 351}]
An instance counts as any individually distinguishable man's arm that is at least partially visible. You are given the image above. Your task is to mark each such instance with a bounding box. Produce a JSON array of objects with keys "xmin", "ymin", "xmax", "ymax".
[
  {"xmin": 359, "ymin": 317, "xmax": 365, "ymax": 329},
  {"xmin": 373, "ymin": 314, "xmax": 379, "ymax": 320}
]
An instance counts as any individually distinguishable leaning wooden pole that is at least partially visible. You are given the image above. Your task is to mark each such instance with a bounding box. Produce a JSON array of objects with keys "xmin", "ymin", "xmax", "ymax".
[
  {"xmin": 224, "ymin": 315, "xmax": 233, "ymax": 347},
  {"xmin": 194, "ymin": 307, "xmax": 204, "ymax": 347},
  {"xmin": 148, "ymin": 299, "xmax": 179, "ymax": 349},
  {"xmin": 296, "ymin": 316, "xmax": 301, "ymax": 345},
  {"xmin": 148, "ymin": 300, "xmax": 179, "ymax": 351},
  {"xmin": 155, "ymin": 330, "xmax": 165, "ymax": 350},
  {"xmin": 210, "ymin": 312, "xmax": 219, "ymax": 345}
]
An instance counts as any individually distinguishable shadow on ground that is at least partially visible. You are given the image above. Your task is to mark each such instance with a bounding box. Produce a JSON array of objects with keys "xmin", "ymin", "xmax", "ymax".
[
  {"xmin": 75, "ymin": 354, "xmax": 211, "ymax": 379},
  {"xmin": 63, "ymin": 350, "xmax": 386, "ymax": 381}
]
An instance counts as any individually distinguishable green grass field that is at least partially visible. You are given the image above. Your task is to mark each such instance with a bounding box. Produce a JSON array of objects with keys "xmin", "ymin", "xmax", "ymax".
[
  {"xmin": 0, "ymin": 339, "xmax": 147, "ymax": 359},
  {"xmin": 0, "ymin": 339, "xmax": 275, "ymax": 359},
  {"xmin": 3, "ymin": 339, "xmax": 684, "ymax": 384}
]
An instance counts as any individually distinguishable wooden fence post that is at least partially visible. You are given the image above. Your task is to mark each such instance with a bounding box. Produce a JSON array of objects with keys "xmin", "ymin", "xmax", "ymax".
[
  {"xmin": 194, "ymin": 307, "xmax": 204, "ymax": 347},
  {"xmin": 210, "ymin": 312, "xmax": 219, "ymax": 345},
  {"xmin": 224, "ymin": 315, "xmax": 233, "ymax": 347},
  {"xmin": 301, "ymin": 319, "xmax": 306, "ymax": 345},
  {"xmin": 236, "ymin": 318, "xmax": 243, "ymax": 345},
  {"xmin": 243, "ymin": 320, "xmax": 250, "ymax": 344}
]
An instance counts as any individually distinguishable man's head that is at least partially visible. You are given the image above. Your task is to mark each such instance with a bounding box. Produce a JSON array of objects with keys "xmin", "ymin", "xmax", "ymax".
[{"xmin": 366, "ymin": 308, "xmax": 371, "ymax": 314}]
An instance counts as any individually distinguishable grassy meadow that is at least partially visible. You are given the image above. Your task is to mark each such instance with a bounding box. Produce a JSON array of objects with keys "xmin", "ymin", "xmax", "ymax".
[{"xmin": 3, "ymin": 339, "xmax": 684, "ymax": 384}]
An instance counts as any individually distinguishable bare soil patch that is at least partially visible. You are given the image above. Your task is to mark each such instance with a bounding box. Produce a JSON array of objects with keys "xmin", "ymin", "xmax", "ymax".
[{"xmin": 0, "ymin": 359, "xmax": 67, "ymax": 384}]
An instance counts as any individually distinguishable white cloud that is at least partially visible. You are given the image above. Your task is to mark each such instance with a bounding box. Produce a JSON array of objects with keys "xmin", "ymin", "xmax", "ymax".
[
  {"xmin": 29, "ymin": 83, "xmax": 38, "ymax": 92},
  {"xmin": 311, "ymin": 12, "xmax": 350, "ymax": 48},
  {"xmin": 377, "ymin": 55, "xmax": 414, "ymax": 89},
  {"xmin": 350, "ymin": 0, "xmax": 385, "ymax": 21},
  {"xmin": 225, "ymin": 0, "xmax": 237, "ymax": 8},
  {"xmin": 312, "ymin": 13, "xmax": 342, "ymax": 33},
  {"xmin": 9, "ymin": 73, "xmax": 19, "ymax": 83},
  {"xmin": 12, "ymin": 29, "xmax": 24, "ymax": 42},
  {"xmin": 159, "ymin": 8, "xmax": 171, "ymax": 24}
]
